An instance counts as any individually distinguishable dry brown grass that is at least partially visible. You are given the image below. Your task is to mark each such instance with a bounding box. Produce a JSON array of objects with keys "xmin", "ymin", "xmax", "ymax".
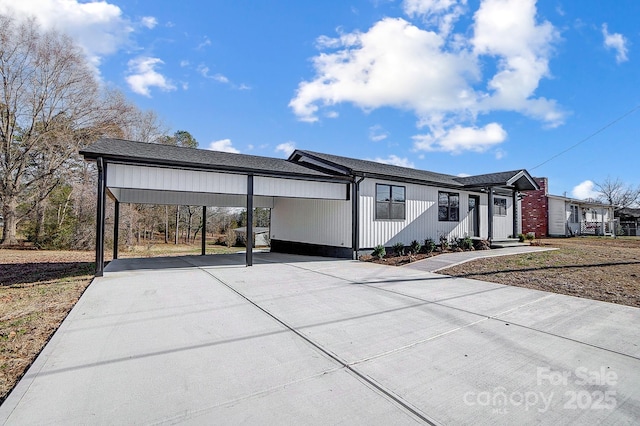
[
  {"xmin": 440, "ymin": 237, "xmax": 640, "ymax": 307},
  {"xmin": 0, "ymin": 250, "xmax": 95, "ymax": 404}
]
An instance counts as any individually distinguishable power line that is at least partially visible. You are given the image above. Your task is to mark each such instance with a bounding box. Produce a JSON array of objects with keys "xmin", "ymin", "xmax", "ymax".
[{"xmin": 530, "ymin": 104, "xmax": 640, "ymax": 171}]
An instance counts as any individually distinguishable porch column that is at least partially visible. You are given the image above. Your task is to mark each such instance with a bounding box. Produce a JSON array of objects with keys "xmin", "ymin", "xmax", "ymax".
[
  {"xmin": 201, "ymin": 206, "xmax": 207, "ymax": 255},
  {"xmin": 487, "ymin": 187, "xmax": 494, "ymax": 241},
  {"xmin": 351, "ymin": 178, "xmax": 362, "ymax": 260},
  {"xmin": 113, "ymin": 200, "xmax": 119, "ymax": 259},
  {"xmin": 95, "ymin": 157, "xmax": 107, "ymax": 277},
  {"xmin": 512, "ymin": 190, "xmax": 518, "ymax": 238},
  {"xmin": 246, "ymin": 175, "xmax": 254, "ymax": 267}
]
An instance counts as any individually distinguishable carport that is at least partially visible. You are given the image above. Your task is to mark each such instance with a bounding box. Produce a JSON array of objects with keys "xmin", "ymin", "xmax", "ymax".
[{"xmin": 80, "ymin": 138, "xmax": 352, "ymax": 276}]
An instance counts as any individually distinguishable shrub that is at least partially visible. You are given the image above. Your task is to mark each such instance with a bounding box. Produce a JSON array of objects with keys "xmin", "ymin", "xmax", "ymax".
[
  {"xmin": 439, "ymin": 234, "xmax": 449, "ymax": 251},
  {"xmin": 518, "ymin": 233, "xmax": 525, "ymax": 242},
  {"xmin": 372, "ymin": 244, "xmax": 386, "ymax": 259},
  {"xmin": 423, "ymin": 238, "xmax": 436, "ymax": 253},
  {"xmin": 409, "ymin": 240, "xmax": 422, "ymax": 255},
  {"xmin": 459, "ymin": 236, "xmax": 474, "ymax": 251},
  {"xmin": 225, "ymin": 227, "xmax": 236, "ymax": 248},
  {"xmin": 525, "ymin": 232, "xmax": 535, "ymax": 242},
  {"xmin": 392, "ymin": 242, "xmax": 405, "ymax": 256}
]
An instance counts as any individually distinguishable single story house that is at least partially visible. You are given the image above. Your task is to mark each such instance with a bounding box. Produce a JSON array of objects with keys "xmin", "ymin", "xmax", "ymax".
[
  {"xmin": 80, "ymin": 138, "xmax": 539, "ymax": 275},
  {"xmin": 521, "ymin": 178, "xmax": 615, "ymax": 237}
]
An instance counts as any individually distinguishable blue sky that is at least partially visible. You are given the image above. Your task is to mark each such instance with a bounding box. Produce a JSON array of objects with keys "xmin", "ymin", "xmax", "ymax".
[{"xmin": 2, "ymin": 0, "xmax": 638, "ymax": 198}]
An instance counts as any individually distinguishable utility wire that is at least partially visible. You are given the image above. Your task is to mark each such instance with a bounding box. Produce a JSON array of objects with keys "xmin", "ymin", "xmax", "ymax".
[{"xmin": 530, "ymin": 104, "xmax": 640, "ymax": 171}]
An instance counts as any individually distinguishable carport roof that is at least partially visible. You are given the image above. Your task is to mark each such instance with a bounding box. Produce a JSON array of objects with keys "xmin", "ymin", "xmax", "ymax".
[{"xmin": 80, "ymin": 138, "xmax": 347, "ymax": 181}]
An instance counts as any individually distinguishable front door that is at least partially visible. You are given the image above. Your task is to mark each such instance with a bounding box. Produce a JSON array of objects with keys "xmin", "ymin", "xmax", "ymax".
[{"xmin": 469, "ymin": 196, "xmax": 480, "ymax": 237}]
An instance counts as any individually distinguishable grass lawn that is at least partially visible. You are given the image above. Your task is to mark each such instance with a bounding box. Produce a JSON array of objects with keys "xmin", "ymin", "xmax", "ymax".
[{"xmin": 439, "ymin": 236, "xmax": 640, "ymax": 307}]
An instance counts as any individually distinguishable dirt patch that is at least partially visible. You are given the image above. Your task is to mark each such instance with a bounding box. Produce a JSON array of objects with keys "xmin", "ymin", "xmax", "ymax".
[{"xmin": 439, "ymin": 237, "xmax": 640, "ymax": 307}]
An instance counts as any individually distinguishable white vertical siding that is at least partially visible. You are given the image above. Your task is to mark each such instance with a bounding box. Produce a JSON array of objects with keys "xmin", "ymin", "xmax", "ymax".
[
  {"xmin": 358, "ymin": 179, "xmax": 487, "ymax": 248},
  {"xmin": 107, "ymin": 164, "xmax": 348, "ymax": 199},
  {"xmin": 270, "ymin": 198, "xmax": 351, "ymax": 247},
  {"xmin": 107, "ymin": 164, "xmax": 247, "ymax": 194},
  {"xmin": 492, "ymin": 195, "xmax": 513, "ymax": 239},
  {"xmin": 254, "ymin": 176, "xmax": 346, "ymax": 199}
]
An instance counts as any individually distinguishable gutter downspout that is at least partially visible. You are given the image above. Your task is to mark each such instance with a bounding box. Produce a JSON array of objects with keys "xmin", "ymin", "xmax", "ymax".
[{"xmin": 352, "ymin": 174, "xmax": 365, "ymax": 260}]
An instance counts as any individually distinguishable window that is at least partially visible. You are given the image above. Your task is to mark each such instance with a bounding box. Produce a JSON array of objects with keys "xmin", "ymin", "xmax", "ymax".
[
  {"xmin": 569, "ymin": 205, "xmax": 579, "ymax": 223},
  {"xmin": 494, "ymin": 198, "xmax": 507, "ymax": 216},
  {"xmin": 438, "ymin": 192, "xmax": 459, "ymax": 221},
  {"xmin": 376, "ymin": 184, "xmax": 405, "ymax": 220},
  {"xmin": 591, "ymin": 210, "xmax": 598, "ymax": 221}
]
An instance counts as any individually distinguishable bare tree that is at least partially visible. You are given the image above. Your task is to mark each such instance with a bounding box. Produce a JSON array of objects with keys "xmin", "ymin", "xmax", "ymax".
[
  {"xmin": 595, "ymin": 177, "xmax": 640, "ymax": 211},
  {"xmin": 0, "ymin": 15, "xmax": 122, "ymax": 245}
]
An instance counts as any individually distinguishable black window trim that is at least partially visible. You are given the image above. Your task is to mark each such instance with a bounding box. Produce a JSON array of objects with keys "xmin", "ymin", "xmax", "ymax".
[
  {"xmin": 375, "ymin": 183, "xmax": 406, "ymax": 220},
  {"xmin": 438, "ymin": 191, "xmax": 460, "ymax": 222}
]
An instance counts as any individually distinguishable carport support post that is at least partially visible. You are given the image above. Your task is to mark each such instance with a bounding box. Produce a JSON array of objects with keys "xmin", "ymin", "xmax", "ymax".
[
  {"xmin": 113, "ymin": 200, "xmax": 119, "ymax": 259},
  {"xmin": 246, "ymin": 175, "xmax": 254, "ymax": 266},
  {"xmin": 201, "ymin": 206, "xmax": 207, "ymax": 255},
  {"xmin": 95, "ymin": 157, "xmax": 106, "ymax": 277}
]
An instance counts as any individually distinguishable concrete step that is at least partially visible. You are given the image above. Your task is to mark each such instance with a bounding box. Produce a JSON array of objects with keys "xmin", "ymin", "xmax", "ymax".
[{"xmin": 490, "ymin": 239, "xmax": 530, "ymax": 249}]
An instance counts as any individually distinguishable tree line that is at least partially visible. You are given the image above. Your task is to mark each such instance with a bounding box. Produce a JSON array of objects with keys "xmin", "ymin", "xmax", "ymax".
[{"xmin": 0, "ymin": 14, "xmax": 268, "ymax": 250}]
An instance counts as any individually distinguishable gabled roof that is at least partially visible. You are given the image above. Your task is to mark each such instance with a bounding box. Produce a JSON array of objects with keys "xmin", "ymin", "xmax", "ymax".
[
  {"xmin": 290, "ymin": 150, "xmax": 539, "ymax": 191},
  {"xmin": 80, "ymin": 138, "xmax": 348, "ymax": 181},
  {"xmin": 80, "ymin": 138, "xmax": 539, "ymax": 192},
  {"xmin": 290, "ymin": 150, "xmax": 464, "ymax": 187},
  {"xmin": 455, "ymin": 169, "xmax": 539, "ymax": 191}
]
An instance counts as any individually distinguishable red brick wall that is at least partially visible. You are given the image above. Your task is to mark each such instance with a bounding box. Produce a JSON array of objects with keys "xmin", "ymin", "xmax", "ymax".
[{"xmin": 521, "ymin": 177, "xmax": 548, "ymax": 237}]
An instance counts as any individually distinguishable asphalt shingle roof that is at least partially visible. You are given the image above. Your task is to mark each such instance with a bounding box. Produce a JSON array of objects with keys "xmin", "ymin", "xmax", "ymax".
[
  {"xmin": 81, "ymin": 138, "xmax": 535, "ymax": 190},
  {"xmin": 80, "ymin": 138, "xmax": 340, "ymax": 179},
  {"xmin": 294, "ymin": 150, "xmax": 464, "ymax": 187},
  {"xmin": 454, "ymin": 170, "xmax": 526, "ymax": 187}
]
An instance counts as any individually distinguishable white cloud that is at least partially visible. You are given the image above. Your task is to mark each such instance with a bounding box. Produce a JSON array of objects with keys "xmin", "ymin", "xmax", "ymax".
[
  {"xmin": 197, "ymin": 37, "xmax": 212, "ymax": 50},
  {"xmin": 369, "ymin": 125, "xmax": 389, "ymax": 142},
  {"xmin": 0, "ymin": 0, "xmax": 133, "ymax": 68},
  {"xmin": 456, "ymin": 172, "xmax": 471, "ymax": 177},
  {"xmin": 207, "ymin": 139, "xmax": 240, "ymax": 154},
  {"xmin": 290, "ymin": 0, "xmax": 564, "ymax": 154},
  {"xmin": 602, "ymin": 24, "xmax": 628, "ymax": 64},
  {"xmin": 180, "ymin": 60, "xmax": 190, "ymax": 67},
  {"xmin": 126, "ymin": 57, "xmax": 176, "ymax": 97},
  {"xmin": 472, "ymin": 0, "xmax": 562, "ymax": 125},
  {"xmin": 369, "ymin": 155, "xmax": 415, "ymax": 168},
  {"xmin": 494, "ymin": 148, "xmax": 506, "ymax": 159},
  {"xmin": 141, "ymin": 16, "xmax": 157, "ymax": 29},
  {"xmin": 289, "ymin": 17, "xmax": 479, "ymax": 124},
  {"xmin": 572, "ymin": 180, "xmax": 599, "ymax": 200},
  {"xmin": 275, "ymin": 142, "xmax": 296, "ymax": 156},
  {"xmin": 413, "ymin": 122, "xmax": 507, "ymax": 153},
  {"xmin": 402, "ymin": 0, "xmax": 467, "ymax": 35}
]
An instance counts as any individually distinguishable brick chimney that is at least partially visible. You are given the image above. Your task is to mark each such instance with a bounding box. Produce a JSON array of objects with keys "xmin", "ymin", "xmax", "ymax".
[{"xmin": 521, "ymin": 177, "xmax": 548, "ymax": 237}]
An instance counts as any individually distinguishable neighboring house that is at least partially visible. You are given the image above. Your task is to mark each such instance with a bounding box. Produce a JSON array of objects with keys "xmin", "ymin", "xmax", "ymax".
[
  {"xmin": 521, "ymin": 178, "xmax": 615, "ymax": 237},
  {"xmin": 80, "ymin": 138, "xmax": 540, "ymax": 274},
  {"xmin": 617, "ymin": 208, "xmax": 640, "ymax": 236}
]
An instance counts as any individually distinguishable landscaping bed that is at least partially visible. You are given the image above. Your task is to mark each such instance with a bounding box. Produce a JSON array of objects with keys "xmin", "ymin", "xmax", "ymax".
[{"xmin": 360, "ymin": 237, "xmax": 490, "ymax": 266}]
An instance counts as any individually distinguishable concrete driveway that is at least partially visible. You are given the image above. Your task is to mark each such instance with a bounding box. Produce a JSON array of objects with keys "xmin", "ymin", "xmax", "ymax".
[{"xmin": 1, "ymin": 253, "xmax": 639, "ymax": 425}]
